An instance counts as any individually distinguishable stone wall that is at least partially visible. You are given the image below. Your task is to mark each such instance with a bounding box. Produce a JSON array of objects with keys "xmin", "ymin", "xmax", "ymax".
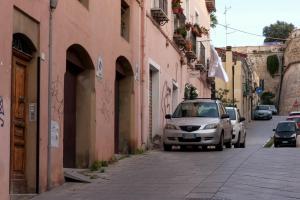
[
  {"xmin": 232, "ymin": 45, "xmax": 284, "ymax": 106},
  {"xmin": 279, "ymin": 29, "xmax": 300, "ymax": 115}
]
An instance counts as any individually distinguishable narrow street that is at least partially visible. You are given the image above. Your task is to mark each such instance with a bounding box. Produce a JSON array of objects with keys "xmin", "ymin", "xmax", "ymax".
[{"xmin": 32, "ymin": 116, "xmax": 300, "ymax": 200}]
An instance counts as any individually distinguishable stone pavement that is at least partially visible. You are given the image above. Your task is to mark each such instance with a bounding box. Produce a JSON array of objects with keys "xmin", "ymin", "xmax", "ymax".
[{"xmin": 33, "ymin": 117, "xmax": 300, "ymax": 200}]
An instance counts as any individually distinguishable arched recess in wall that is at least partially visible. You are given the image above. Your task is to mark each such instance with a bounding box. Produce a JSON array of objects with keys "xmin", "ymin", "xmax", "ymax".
[
  {"xmin": 115, "ymin": 56, "xmax": 135, "ymax": 154},
  {"xmin": 64, "ymin": 44, "xmax": 95, "ymax": 168},
  {"xmin": 11, "ymin": 33, "xmax": 38, "ymax": 194}
]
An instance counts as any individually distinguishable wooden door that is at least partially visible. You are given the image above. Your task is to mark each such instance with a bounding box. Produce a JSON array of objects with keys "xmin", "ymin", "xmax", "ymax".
[
  {"xmin": 63, "ymin": 64, "xmax": 77, "ymax": 168},
  {"xmin": 11, "ymin": 54, "xmax": 29, "ymax": 191}
]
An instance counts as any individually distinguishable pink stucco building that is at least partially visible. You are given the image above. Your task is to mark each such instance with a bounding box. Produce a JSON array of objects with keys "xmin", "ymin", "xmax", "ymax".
[{"xmin": 0, "ymin": 0, "xmax": 215, "ymax": 199}]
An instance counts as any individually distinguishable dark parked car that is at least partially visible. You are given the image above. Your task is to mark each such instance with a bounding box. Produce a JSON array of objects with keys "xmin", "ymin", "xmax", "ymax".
[
  {"xmin": 254, "ymin": 105, "xmax": 272, "ymax": 120},
  {"xmin": 273, "ymin": 121, "xmax": 299, "ymax": 147}
]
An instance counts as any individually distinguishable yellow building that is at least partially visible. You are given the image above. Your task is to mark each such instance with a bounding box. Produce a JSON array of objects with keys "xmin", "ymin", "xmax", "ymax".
[{"xmin": 215, "ymin": 47, "xmax": 256, "ymax": 122}]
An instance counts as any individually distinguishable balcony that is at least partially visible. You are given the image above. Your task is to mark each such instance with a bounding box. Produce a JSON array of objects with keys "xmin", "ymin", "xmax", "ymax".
[
  {"xmin": 185, "ymin": 35, "xmax": 197, "ymax": 63},
  {"xmin": 205, "ymin": 0, "xmax": 216, "ymax": 13},
  {"xmin": 151, "ymin": 0, "xmax": 169, "ymax": 26},
  {"xmin": 173, "ymin": 34, "xmax": 186, "ymax": 50}
]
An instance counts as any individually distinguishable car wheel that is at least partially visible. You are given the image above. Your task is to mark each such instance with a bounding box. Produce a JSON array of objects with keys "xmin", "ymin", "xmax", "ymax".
[
  {"xmin": 274, "ymin": 142, "xmax": 279, "ymax": 148},
  {"xmin": 240, "ymin": 133, "xmax": 246, "ymax": 148},
  {"xmin": 216, "ymin": 133, "xmax": 224, "ymax": 151},
  {"xmin": 234, "ymin": 133, "xmax": 241, "ymax": 148},
  {"xmin": 225, "ymin": 137, "xmax": 232, "ymax": 149},
  {"xmin": 163, "ymin": 144, "xmax": 172, "ymax": 151}
]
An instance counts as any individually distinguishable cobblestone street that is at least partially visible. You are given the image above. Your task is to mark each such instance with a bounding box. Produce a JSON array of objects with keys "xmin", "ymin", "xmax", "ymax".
[{"xmin": 31, "ymin": 116, "xmax": 300, "ymax": 200}]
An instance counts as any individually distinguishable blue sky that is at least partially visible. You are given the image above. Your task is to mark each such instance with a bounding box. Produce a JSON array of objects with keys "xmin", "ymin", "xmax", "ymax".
[{"xmin": 211, "ymin": 0, "xmax": 300, "ymax": 47}]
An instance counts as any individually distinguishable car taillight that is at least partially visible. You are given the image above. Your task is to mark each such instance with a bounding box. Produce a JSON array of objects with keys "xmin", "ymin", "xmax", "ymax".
[{"xmin": 297, "ymin": 122, "xmax": 300, "ymax": 127}]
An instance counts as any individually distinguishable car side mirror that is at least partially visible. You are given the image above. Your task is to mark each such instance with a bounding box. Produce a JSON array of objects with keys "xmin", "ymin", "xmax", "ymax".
[
  {"xmin": 239, "ymin": 117, "xmax": 245, "ymax": 122},
  {"xmin": 273, "ymin": 129, "xmax": 276, "ymax": 132},
  {"xmin": 165, "ymin": 114, "xmax": 172, "ymax": 119},
  {"xmin": 221, "ymin": 114, "xmax": 229, "ymax": 119}
]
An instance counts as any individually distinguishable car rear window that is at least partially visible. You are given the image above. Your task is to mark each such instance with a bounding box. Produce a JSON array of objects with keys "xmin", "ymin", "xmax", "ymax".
[
  {"xmin": 276, "ymin": 122, "xmax": 296, "ymax": 132},
  {"xmin": 173, "ymin": 102, "xmax": 219, "ymax": 118},
  {"xmin": 225, "ymin": 109, "xmax": 236, "ymax": 120},
  {"xmin": 287, "ymin": 117, "xmax": 300, "ymax": 123}
]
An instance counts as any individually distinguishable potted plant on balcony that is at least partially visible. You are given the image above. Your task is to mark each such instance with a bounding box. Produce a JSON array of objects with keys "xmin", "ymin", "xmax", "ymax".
[
  {"xmin": 185, "ymin": 22, "xmax": 193, "ymax": 31},
  {"xmin": 185, "ymin": 40, "xmax": 193, "ymax": 51},
  {"xmin": 192, "ymin": 24, "xmax": 209, "ymax": 37},
  {"xmin": 172, "ymin": 0, "xmax": 184, "ymax": 15},
  {"xmin": 174, "ymin": 27, "xmax": 187, "ymax": 38}
]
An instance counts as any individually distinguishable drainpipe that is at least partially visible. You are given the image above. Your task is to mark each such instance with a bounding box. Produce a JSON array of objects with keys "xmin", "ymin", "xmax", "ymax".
[
  {"xmin": 140, "ymin": 0, "xmax": 146, "ymax": 147},
  {"xmin": 47, "ymin": 0, "xmax": 57, "ymax": 190}
]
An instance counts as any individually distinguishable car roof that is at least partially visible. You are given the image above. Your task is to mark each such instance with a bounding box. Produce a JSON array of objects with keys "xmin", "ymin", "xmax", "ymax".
[
  {"xmin": 278, "ymin": 121, "xmax": 297, "ymax": 124},
  {"xmin": 287, "ymin": 115, "xmax": 300, "ymax": 118},
  {"xmin": 182, "ymin": 98, "xmax": 219, "ymax": 103},
  {"xmin": 290, "ymin": 111, "xmax": 300, "ymax": 114},
  {"xmin": 225, "ymin": 106, "xmax": 237, "ymax": 110}
]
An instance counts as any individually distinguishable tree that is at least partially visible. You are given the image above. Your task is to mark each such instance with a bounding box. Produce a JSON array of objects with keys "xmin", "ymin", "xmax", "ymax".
[
  {"xmin": 210, "ymin": 12, "xmax": 218, "ymax": 28},
  {"xmin": 263, "ymin": 21, "xmax": 295, "ymax": 43},
  {"xmin": 260, "ymin": 91, "xmax": 275, "ymax": 105},
  {"xmin": 267, "ymin": 55, "xmax": 279, "ymax": 77}
]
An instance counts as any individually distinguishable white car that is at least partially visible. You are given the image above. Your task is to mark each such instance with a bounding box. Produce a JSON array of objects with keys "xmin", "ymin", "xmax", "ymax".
[{"xmin": 225, "ymin": 107, "xmax": 246, "ymax": 148}]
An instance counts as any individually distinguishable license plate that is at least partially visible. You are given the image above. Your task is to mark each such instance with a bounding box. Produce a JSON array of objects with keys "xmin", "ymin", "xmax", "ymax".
[
  {"xmin": 183, "ymin": 134, "xmax": 196, "ymax": 139},
  {"xmin": 282, "ymin": 141, "xmax": 288, "ymax": 144}
]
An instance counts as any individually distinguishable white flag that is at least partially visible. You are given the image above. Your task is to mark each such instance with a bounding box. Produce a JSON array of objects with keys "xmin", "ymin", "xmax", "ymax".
[{"xmin": 208, "ymin": 45, "xmax": 229, "ymax": 82}]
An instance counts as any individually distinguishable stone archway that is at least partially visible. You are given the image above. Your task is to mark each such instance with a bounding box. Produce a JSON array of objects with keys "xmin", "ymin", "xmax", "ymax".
[
  {"xmin": 115, "ymin": 56, "xmax": 134, "ymax": 154},
  {"xmin": 63, "ymin": 44, "xmax": 95, "ymax": 168}
]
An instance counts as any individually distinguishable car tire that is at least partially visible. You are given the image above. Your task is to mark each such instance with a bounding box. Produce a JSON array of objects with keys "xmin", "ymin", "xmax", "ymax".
[
  {"xmin": 234, "ymin": 133, "xmax": 241, "ymax": 148},
  {"xmin": 240, "ymin": 133, "xmax": 246, "ymax": 148},
  {"xmin": 225, "ymin": 139, "xmax": 232, "ymax": 149},
  {"xmin": 163, "ymin": 144, "xmax": 172, "ymax": 151},
  {"xmin": 274, "ymin": 142, "xmax": 279, "ymax": 148},
  {"xmin": 216, "ymin": 133, "xmax": 224, "ymax": 151}
]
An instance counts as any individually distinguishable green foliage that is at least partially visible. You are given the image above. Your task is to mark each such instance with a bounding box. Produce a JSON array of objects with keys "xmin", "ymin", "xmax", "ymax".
[
  {"xmin": 260, "ymin": 91, "xmax": 275, "ymax": 105},
  {"xmin": 184, "ymin": 83, "xmax": 198, "ymax": 99},
  {"xmin": 90, "ymin": 160, "xmax": 108, "ymax": 171},
  {"xmin": 267, "ymin": 55, "xmax": 279, "ymax": 77},
  {"xmin": 210, "ymin": 12, "xmax": 218, "ymax": 28},
  {"xmin": 263, "ymin": 21, "xmax": 295, "ymax": 42},
  {"xmin": 134, "ymin": 148, "xmax": 145, "ymax": 155},
  {"xmin": 215, "ymin": 88, "xmax": 238, "ymax": 106},
  {"xmin": 175, "ymin": 27, "xmax": 187, "ymax": 38}
]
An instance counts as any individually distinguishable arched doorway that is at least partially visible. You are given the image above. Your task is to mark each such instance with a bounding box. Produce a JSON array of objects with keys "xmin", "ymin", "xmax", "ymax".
[
  {"xmin": 63, "ymin": 44, "xmax": 95, "ymax": 168},
  {"xmin": 10, "ymin": 33, "xmax": 38, "ymax": 194},
  {"xmin": 115, "ymin": 56, "xmax": 134, "ymax": 154}
]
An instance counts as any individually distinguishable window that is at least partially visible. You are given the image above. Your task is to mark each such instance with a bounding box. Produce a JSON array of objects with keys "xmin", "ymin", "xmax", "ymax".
[
  {"xmin": 153, "ymin": 0, "xmax": 168, "ymax": 15},
  {"xmin": 195, "ymin": 11, "xmax": 200, "ymax": 24},
  {"xmin": 121, "ymin": 0, "xmax": 130, "ymax": 41},
  {"xmin": 78, "ymin": 0, "xmax": 89, "ymax": 9},
  {"xmin": 185, "ymin": 0, "xmax": 190, "ymax": 20}
]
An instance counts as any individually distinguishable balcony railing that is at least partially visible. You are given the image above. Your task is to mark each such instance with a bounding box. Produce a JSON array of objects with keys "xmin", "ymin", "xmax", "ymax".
[
  {"xmin": 151, "ymin": 0, "xmax": 169, "ymax": 26},
  {"xmin": 205, "ymin": 0, "xmax": 216, "ymax": 13}
]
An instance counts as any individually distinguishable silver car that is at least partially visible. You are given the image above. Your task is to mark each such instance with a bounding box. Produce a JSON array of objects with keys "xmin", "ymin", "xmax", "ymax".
[
  {"xmin": 225, "ymin": 107, "xmax": 246, "ymax": 148},
  {"xmin": 254, "ymin": 105, "xmax": 272, "ymax": 120},
  {"xmin": 163, "ymin": 99, "xmax": 233, "ymax": 151}
]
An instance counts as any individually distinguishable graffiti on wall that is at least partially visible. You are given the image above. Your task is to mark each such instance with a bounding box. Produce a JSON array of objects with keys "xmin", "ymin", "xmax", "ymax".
[
  {"xmin": 51, "ymin": 75, "xmax": 64, "ymax": 121},
  {"xmin": 0, "ymin": 96, "xmax": 4, "ymax": 127},
  {"xmin": 99, "ymin": 82, "xmax": 113, "ymax": 122},
  {"xmin": 161, "ymin": 81, "xmax": 172, "ymax": 125}
]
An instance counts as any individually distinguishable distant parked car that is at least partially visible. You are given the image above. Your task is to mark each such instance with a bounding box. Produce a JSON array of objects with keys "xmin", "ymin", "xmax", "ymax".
[
  {"xmin": 163, "ymin": 98, "xmax": 233, "ymax": 151},
  {"xmin": 267, "ymin": 105, "xmax": 278, "ymax": 115},
  {"xmin": 287, "ymin": 115, "xmax": 300, "ymax": 127},
  {"xmin": 225, "ymin": 107, "xmax": 246, "ymax": 148},
  {"xmin": 254, "ymin": 105, "xmax": 272, "ymax": 120},
  {"xmin": 289, "ymin": 111, "xmax": 300, "ymax": 116},
  {"xmin": 273, "ymin": 121, "xmax": 298, "ymax": 147}
]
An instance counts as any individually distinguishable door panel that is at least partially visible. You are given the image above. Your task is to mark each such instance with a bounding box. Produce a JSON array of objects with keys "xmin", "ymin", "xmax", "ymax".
[
  {"xmin": 63, "ymin": 65, "xmax": 77, "ymax": 168},
  {"xmin": 11, "ymin": 56, "xmax": 27, "ymax": 181}
]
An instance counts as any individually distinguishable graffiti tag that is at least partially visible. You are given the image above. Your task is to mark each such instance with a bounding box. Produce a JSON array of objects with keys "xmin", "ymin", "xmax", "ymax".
[{"xmin": 0, "ymin": 96, "xmax": 4, "ymax": 127}]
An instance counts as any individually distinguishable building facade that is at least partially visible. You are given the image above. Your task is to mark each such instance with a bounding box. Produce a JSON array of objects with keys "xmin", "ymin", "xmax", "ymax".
[
  {"xmin": 215, "ymin": 47, "xmax": 256, "ymax": 122},
  {"xmin": 0, "ymin": 0, "xmax": 214, "ymax": 199},
  {"xmin": 232, "ymin": 45, "xmax": 285, "ymax": 108}
]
